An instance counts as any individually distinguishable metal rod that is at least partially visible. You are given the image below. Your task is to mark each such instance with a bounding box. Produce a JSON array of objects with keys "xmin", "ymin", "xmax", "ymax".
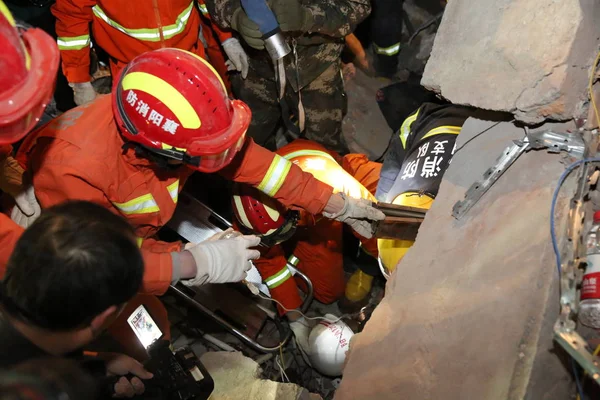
[{"xmin": 169, "ymin": 284, "xmax": 292, "ymax": 354}]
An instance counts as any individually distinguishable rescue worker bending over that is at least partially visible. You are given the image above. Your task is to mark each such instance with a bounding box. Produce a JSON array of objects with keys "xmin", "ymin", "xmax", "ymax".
[
  {"xmin": 377, "ymin": 102, "xmax": 472, "ymax": 277},
  {"xmin": 0, "ymin": 201, "xmax": 153, "ymax": 397},
  {"xmin": 232, "ymin": 139, "xmax": 382, "ymax": 355},
  {"xmin": 52, "ymin": 0, "xmax": 249, "ymax": 105},
  {"xmin": 15, "ymin": 47, "xmax": 384, "ymax": 298},
  {"xmin": 0, "ymin": 0, "xmax": 58, "ymax": 270}
]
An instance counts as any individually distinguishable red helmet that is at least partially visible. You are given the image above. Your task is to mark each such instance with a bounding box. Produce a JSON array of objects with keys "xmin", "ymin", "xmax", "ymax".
[
  {"xmin": 113, "ymin": 48, "xmax": 251, "ymax": 173},
  {"xmin": 0, "ymin": 0, "xmax": 59, "ymax": 144},
  {"xmin": 232, "ymin": 183, "xmax": 298, "ymax": 247}
]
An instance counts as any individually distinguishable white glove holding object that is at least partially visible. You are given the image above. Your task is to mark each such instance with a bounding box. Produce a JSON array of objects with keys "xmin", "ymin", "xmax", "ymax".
[
  {"xmin": 182, "ymin": 235, "xmax": 261, "ymax": 286},
  {"xmin": 70, "ymin": 82, "xmax": 97, "ymax": 106},
  {"xmin": 222, "ymin": 38, "xmax": 249, "ymax": 79},
  {"xmin": 322, "ymin": 193, "xmax": 385, "ymax": 239},
  {"xmin": 10, "ymin": 185, "xmax": 41, "ymax": 228}
]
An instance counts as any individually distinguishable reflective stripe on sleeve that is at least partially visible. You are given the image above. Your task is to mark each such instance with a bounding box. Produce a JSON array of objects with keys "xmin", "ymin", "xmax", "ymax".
[
  {"xmin": 112, "ymin": 194, "xmax": 160, "ymax": 215},
  {"xmin": 167, "ymin": 180, "xmax": 179, "ymax": 203},
  {"xmin": 282, "ymin": 149, "xmax": 337, "ymax": 163},
  {"xmin": 257, "ymin": 155, "xmax": 292, "ymax": 197},
  {"xmin": 57, "ymin": 35, "xmax": 91, "ymax": 50}
]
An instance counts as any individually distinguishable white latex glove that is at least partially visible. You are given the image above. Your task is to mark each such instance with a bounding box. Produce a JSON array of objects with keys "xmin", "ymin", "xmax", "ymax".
[
  {"xmin": 184, "ymin": 229, "xmax": 242, "ymax": 250},
  {"xmin": 70, "ymin": 81, "xmax": 97, "ymax": 106},
  {"xmin": 10, "ymin": 185, "xmax": 41, "ymax": 228},
  {"xmin": 322, "ymin": 193, "xmax": 385, "ymax": 239},
  {"xmin": 182, "ymin": 235, "xmax": 261, "ymax": 286},
  {"xmin": 290, "ymin": 317, "xmax": 313, "ymax": 362},
  {"xmin": 222, "ymin": 38, "xmax": 249, "ymax": 79}
]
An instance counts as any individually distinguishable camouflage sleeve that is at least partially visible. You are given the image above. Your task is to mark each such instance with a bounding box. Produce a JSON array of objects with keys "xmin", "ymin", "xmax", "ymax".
[
  {"xmin": 204, "ymin": 0, "xmax": 240, "ymax": 29},
  {"xmin": 305, "ymin": 0, "xmax": 371, "ymax": 38}
]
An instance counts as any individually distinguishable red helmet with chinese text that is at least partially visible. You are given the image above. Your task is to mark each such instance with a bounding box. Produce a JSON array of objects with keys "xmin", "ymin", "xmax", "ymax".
[
  {"xmin": 0, "ymin": 0, "xmax": 59, "ymax": 144},
  {"xmin": 113, "ymin": 48, "xmax": 251, "ymax": 173},
  {"xmin": 232, "ymin": 183, "xmax": 298, "ymax": 247}
]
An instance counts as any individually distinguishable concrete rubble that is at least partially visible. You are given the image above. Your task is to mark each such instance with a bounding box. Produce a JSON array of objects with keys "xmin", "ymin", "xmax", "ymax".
[
  {"xmin": 336, "ymin": 118, "xmax": 577, "ymax": 399},
  {"xmin": 422, "ymin": 0, "xmax": 600, "ymax": 123},
  {"xmin": 201, "ymin": 352, "xmax": 322, "ymax": 400}
]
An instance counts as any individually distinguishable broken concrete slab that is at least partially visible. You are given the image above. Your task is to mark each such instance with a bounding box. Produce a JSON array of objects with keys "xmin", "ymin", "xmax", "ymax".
[
  {"xmin": 342, "ymin": 69, "xmax": 392, "ymax": 160},
  {"xmin": 201, "ymin": 352, "xmax": 322, "ymax": 400},
  {"xmin": 421, "ymin": 0, "xmax": 600, "ymax": 124},
  {"xmin": 336, "ymin": 118, "xmax": 577, "ymax": 399}
]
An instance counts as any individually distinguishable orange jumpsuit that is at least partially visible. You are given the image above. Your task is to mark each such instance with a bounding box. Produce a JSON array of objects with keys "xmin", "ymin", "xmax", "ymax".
[
  {"xmin": 16, "ymin": 95, "xmax": 335, "ymax": 296},
  {"xmin": 52, "ymin": 0, "xmax": 232, "ymax": 83},
  {"xmin": 253, "ymin": 140, "xmax": 381, "ymax": 313},
  {"xmin": 0, "ymin": 145, "xmax": 23, "ymax": 274}
]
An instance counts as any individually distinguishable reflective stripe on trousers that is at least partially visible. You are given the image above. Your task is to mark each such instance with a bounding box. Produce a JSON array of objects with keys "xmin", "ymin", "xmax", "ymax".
[{"xmin": 264, "ymin": 264, "xmax": 293, "ymax": 289}]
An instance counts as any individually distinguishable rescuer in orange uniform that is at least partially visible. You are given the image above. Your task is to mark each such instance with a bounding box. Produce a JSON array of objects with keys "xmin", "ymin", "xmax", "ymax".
[
  {"xmin": 232, "ymin": 139, "xmax": 382, "ymax": 354},
  {"xmin": 52, "ymin": 0, "xmax": 248, "ymax": 105},
  {"xmin": 0, "ymin": 0, "xmax": 59, "ymax": 270},
  {"xmin": 16, "ymin": 48, "xmax": 384, "ymax": 300}
]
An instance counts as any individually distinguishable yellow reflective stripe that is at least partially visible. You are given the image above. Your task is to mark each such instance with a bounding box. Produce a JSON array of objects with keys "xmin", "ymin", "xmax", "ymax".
[
  {"xmin": 399, "ymin": 109, "xmax": 419, "ymax": 149},
  {"xmin": 161, "ymin": 143, "xmax": 187, "ymax": 152},
  {"xmin": 257, "ymin": 155, "xmax": 292, "ymax": 197},
  {"xmin": 374, "ymin": 42, "xmax": 400, "ymax": 56},
  {"xmin": 283, "ymin": 149, "xmax": 337, "ymax": 163},
  {"xmin": 421, "ymin": 125, "xmax": 462, "ymax": 140},
  {"xmin": 167, "ymin": 180, "xmax": 179, "ymax": 203},
  {"xmin": 122, "ymin": 72, "xmax": 201, "ymax": 129},
  {"xmin": 287, "ymin": 255, "xmax": 299, "ymax": 266},
  {"xmin": 198, "ymin": 3, "xmax": 209, "ymax": 15},
  {"xmin": 136, "ymin": 237, "xmax": 144, "ymax": 248},
  {"xmin": 92, "ymin": 2, "xmax": 193, "ymax": 41},
  {"xmin": 113, "ymin": 194, "xmax": 159, "ymax": 215},
  {"xmin": 57, "ymin": 35, "xmax": 91, "ymax": 50},
  {"xmin": 264, "ymin": 266, "xmax": 292, "ymax": 289}
]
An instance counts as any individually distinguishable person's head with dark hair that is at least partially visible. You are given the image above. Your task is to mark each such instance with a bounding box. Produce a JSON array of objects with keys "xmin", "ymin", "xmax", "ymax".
[{"xmin": 0, "ymin": 201, "xmax": 144, "ymax": 355}]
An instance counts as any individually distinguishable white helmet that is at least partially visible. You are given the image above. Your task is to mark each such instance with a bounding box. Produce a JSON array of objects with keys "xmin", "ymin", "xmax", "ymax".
[{"xmin": 308, "ymin": 314, "xmax": 355, "ymax": 376}]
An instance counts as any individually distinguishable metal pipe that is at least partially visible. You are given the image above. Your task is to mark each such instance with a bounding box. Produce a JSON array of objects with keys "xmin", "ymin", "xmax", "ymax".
[
  {"xmin": 169, "ymin": 284, "xmax": 292, "ymax": 354},
  {"xmin": 202, "ymin": 333, "xmax": 236, "ymax": 352}
]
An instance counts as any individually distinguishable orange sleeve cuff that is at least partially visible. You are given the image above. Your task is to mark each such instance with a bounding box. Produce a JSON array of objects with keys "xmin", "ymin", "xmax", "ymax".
[
  {"xmin": 61, "ymin": 60, "xmax": 92, "ymax": 83},
  {"xmin": 139, "ymin": 249, "xmax": 173, "ymax": 295}
]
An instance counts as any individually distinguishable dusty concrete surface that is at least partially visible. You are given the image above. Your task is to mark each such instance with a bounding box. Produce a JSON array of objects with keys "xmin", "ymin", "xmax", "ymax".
[
  {"xmin": 201, "ymin": 352, "xmax": 322, "ymax": 400},
  {"xmin": 336, "ymin": 118, "xmax": 576, "ymax": 399},
  {"xmin": 422, "ymin": 0, "xmax": 600, "ymax": 123},
  {"xmin": 342, "ymin": 70, "xmax": 392, "ymax": 160}
]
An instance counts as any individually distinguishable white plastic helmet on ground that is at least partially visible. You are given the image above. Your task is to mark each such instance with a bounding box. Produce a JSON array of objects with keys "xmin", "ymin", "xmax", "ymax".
[{"xmin": 308, "ymin": 314, "xmax": 355, "ymax": 376}]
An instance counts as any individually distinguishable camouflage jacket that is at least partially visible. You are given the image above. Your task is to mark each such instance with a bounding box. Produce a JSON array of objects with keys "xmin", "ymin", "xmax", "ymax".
[{"xmin": 205, "ymin": 0, "xmax": 371, "ymax": 90}]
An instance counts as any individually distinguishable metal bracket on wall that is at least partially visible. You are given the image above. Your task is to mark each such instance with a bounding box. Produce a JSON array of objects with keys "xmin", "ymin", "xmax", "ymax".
[{"xmin": 452, "ymin": 130, "xmax": 585, "ymax": 219}]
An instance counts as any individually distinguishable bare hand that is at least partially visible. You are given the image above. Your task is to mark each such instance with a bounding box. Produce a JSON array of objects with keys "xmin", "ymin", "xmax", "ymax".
[{"xmin": 102, "ymin": 353, "xmax": 153, "ymax": 398}]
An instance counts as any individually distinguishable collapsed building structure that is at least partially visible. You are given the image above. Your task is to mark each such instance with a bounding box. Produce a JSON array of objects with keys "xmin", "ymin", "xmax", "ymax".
[{"xmin": 338, "ymin": 0, "xmax": 600, "ymax": 398}]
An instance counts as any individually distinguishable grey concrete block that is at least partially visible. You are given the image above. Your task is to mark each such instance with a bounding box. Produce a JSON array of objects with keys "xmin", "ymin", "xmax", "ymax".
[{"xmin": 422, "ymin": 0, "xmax": 600, "ymax": 123}]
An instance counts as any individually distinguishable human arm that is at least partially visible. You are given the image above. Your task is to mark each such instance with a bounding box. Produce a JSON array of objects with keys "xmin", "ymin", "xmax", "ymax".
[
  {"xmin": 0, "ymin": 214, "xmax": 24, "ymax": 276},
  {"xmin": 270, "ymin": 0, "xmax": 371, "ymax": 38}
]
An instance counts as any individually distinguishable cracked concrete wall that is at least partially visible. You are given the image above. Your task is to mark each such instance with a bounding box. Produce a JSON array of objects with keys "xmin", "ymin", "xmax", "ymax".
[{"xmin": 421, "ymin": 0, "xmax": 600, "ymax": 123}]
